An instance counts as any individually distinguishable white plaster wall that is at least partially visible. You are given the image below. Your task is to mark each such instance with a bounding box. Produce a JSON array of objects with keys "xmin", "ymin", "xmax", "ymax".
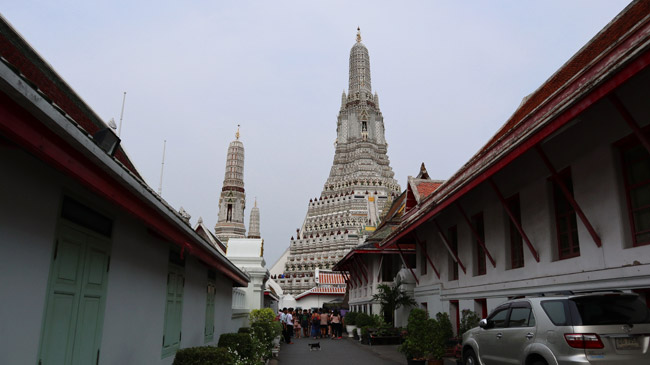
[
  {"xmin": 214, "ymin": 273, "xmax": 241, "ymax": 337},
  {"xmin": 99, "ymin": 214, "xmax": 171, "ymax": 365},
  {"xmin": 181, "ymin": 258, "xmax": 209, "ymax": 348},
  {"xmin": 0, "ymin": 148, "xmax": 60, "ymax": 365},
  {"xmin": 0, "ymin": 144, "xmax": 246, "ymax": 364},
  {"xmin": 411, "ymin": 95, "xmax": 650, "ymax": 323}
]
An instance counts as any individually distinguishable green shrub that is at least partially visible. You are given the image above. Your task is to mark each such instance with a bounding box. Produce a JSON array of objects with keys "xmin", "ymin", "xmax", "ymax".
[
  {"xmin": 217, "ymin": 333, "xmax": 253, "ymax": 361},
  {"xmin": 434, "ymin": 312, "xmax": 454, "ymax": 342},
  {"xmin": 399, "ymin": 308, "xmax": 434, "ymax": 360},
  {"xmin": 459, "ymin": 309, "xmax": 481, "ymax": 336},
  {"xmin": 344, "ymin": 311, "xmax": 358, "ymax": 325},
  {"xmin": 249, "ymin": 308, "xmax": 276, "ymax": 323},
  {"xmin": 360, "ymin": 325, "xmax": 371, "ymax": 343},
  {"xmin": 172, "ymin": 346, "xmax": 235, "ymax": 365},
  {"xmin": 355, "ymin": 312, "xmax": 373, "ymax": 327},
  {"xmin": 238, "ymin": 327, "xmax": 252, "ymax": 334},
  {"xmin": 371, "ymin": 314, "xmax": 385, "ymax": 328}
]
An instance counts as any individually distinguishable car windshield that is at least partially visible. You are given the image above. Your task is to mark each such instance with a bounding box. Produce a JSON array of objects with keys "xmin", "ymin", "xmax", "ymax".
[{"xmin": 571, "ymin": 294, "xmax": 650, "ymax": 325}]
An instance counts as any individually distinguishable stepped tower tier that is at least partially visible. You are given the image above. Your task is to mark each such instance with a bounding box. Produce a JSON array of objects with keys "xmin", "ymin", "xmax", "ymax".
[
  {"xmin": 277, "ymin": 29, "xmax": 401, "ymax": 295},
  {"xmin": 248, "ymin": 199, "xmax": 261, "ymax": 239},
  {"xmin": 214, "ymin": 127, "xmax": 247, "ymax": 243}
]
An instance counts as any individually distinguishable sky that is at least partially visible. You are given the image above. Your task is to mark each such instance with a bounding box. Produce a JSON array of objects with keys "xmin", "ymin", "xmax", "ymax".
[{"xmin": 3, "ymin": 0, "xmax": 632, "ymax": 268}]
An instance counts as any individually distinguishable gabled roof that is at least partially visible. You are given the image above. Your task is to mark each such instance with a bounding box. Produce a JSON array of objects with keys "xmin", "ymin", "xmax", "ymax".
[
  {"xmin": 406, "ymin": 164, "xmax": 444, "ymax": 211},
  {"xmin": 381, "ymin": 0, "xmax": 650, "ymax": 249},
  {"xmin": 316, "ymin": 271, "xmax": 346, "ymax": 285},
  {"xmin": 194, "ymin": 217, "xmax": 227, "ymax": 254},
  {"xmin": 295, "ymin": 286, "xmax": 346, "ymax": 299}
]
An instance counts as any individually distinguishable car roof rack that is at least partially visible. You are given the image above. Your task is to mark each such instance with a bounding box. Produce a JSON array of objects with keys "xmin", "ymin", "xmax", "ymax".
[{"xmin": 509, "ymin": 289, "xmax": 624, "ymax": 300}]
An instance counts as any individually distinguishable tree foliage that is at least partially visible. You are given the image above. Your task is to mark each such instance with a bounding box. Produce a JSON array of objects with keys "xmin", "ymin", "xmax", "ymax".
[{"xmin": 372, "ymin": 278, "xmax": 416, "ymax": 326}]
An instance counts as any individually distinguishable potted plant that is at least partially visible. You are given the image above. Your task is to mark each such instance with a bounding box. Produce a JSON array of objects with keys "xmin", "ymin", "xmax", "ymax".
[
  {"xmin": 399, "ymin": 308, "xmax": 434, "ymax": 365},
  {"xmin": 372, "ymin": 277, "xmax": 417, "ymax": 327},
  {"xmin": 426, "ymin": 312, "xmax": 453, "ymax": 365},
  {"xmin": 355, "ymin": 313, "xmax": 372, "ymax": 341},
  {"xmin": 344, "ymin": 311, "xmax": 358, "ymax": 337}
]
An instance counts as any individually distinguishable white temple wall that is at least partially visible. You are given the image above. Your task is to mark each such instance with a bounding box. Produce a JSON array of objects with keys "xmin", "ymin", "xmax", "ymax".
[
  {"xmin": 0, "ymin": 145, "xmax": 242, "ymax": 365},
  {"xmin": 411, "ymin": 83, "xmax": 650, "ymax": 332}
]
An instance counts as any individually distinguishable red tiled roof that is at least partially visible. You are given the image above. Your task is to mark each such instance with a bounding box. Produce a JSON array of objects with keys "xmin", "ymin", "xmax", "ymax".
[
  {"xmin": 295, "ymin": 286, "xmax": 346, "ymax": 299},
  {"xmin": 416, "ymin": 181, "xmax": 442, "ymax": 200},
  {"xmin": 317, "ymin": 272, "xmax": 346, "ymax": 285},
  {"xmin": 476, "ymin": 0, "xmax": 650, "ymax": 161},
  {"xmin": 381, "ymin": 0, "xmax": 650, "ymax": 248}
]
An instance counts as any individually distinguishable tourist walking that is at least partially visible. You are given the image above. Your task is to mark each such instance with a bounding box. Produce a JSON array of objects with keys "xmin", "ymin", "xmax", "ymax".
[
  {"xmin": 311, "ymin": 310, "xmax": 321, "ymax": 338},
  {"xmin": 293, "ymin": 312, "xmax": 301, "ymax": 339},
  {"xmin": 331, "ymin": 310, "xmax": 342, "ymax": 339},
  {"xmin": 284, "ymin": 308, "xmax": 294, "ymax": 344},
  {"xmin": 320, "ymin": 309, "xmax": 329, "ymax": 338},
  {"xmin": 301, "ymin": 309, "xmax": 310, "ymax": 338},
  {"xmin": 280, "ymin": 308, "xmax": 287, "ymax": 343}
]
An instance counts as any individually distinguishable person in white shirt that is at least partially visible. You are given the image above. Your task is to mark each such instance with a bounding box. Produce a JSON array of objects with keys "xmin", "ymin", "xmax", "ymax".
[
  {"xmin": 280, "ymin": 308, "xmax": 287, "ymax": 343},
  {"xmin": 284, "ymin": 308, "xmax": 294, "ymax": 344}
]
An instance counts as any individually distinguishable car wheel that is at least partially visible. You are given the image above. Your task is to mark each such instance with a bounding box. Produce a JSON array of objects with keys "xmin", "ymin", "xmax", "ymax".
[
  {"xmin": 463, "ymin": 349, "xmax": 478, "ymax": 365},
  {"xmin": 531, "ymin": 360, "xmax": 547, "ymax": 365}
]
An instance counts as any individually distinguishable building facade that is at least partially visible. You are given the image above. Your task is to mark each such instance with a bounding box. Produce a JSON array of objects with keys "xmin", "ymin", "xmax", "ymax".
[
  {"xmin": 278, "ymin": 29, "xmax": 401, "ymax": 295},
  {"xmin": 341, "ymin": 0, "xmax": 650, "ymax": 335},
  {"xmin": 0, "ymin": 17, "xmax": 249, "ymax": 364}
]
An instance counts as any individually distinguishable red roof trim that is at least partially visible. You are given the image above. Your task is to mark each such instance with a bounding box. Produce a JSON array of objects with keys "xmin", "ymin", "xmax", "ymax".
[
  {"xmin": 0, "ymin": 91, "xmax": 249, "ymax": 287},
  {"xmin": 0, "ymin": 30, "xmax": 141, "ymax": 177},
  {"xmin": 383, "ymin": 45, "xmax": 650, "ymax": 250}
]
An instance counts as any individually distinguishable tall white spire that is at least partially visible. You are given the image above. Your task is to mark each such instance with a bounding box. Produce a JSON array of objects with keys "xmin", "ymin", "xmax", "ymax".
[
  {"xmin": 214, "ymin": 126, "xmax": 247, "ymax": 243},
  {"xmin": 278, "ymin": 29, "xmax": 400, "ymax": 295},
  {"xmin": 248, "ymin": 198, "xmax": 261, "ymax": 239},
  {"xmin": 348, "ymin": 27, "xmax": 372, "ymax": 94}
]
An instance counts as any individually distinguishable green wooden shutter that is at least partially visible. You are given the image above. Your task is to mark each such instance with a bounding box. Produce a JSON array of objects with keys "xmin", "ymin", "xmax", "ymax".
[
  {"xmin": 162, "ymin": 264, "xmax": 184, "ymax": 358},
  {"xmin": 39, "ymin": 224, "xmax": 111, "ymax": 365},
  {"xmin": 71, "ymin": 236, "xmax": 110, "ymax": 364},
  {"xmin": 204, "ymin": 280, "xmax": 216, "ymax": 342}
]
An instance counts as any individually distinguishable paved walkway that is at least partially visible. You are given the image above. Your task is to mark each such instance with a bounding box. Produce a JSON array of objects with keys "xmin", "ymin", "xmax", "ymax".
[
  {"xmin": 270, "ymin": 336, "xmax": 406, "ymax": 365},
  {"xmin": 270, "ymin": 335, "xmax": 460, "ymax": 365}
]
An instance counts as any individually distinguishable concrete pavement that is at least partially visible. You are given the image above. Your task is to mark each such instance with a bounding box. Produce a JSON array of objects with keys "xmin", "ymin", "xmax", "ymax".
[{"xmin": 270, "ymin": 336, "xmax": 460, "ymax": 365}]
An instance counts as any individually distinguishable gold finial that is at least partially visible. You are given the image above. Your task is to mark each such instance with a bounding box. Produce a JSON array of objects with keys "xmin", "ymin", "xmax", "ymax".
[
  {"xmin": 236, "ymin": 124, "xmax": 240, "ymax": 140},
  {"xmin": 254, "ymin": 197, "xmax": 257, "ymax": 208},
  {"xmin": 356, "ymin": 27, "xmax": 361, "ymax": 43}
]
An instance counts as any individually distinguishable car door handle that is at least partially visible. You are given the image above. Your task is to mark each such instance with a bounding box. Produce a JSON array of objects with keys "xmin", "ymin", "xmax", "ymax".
[
  {"xmin": 526, "ymin": 333, "xmax": 534, "ymax": 339},
  {"xmin": 496, "ymin": 333, "xmax": 503, "ymax": 339}
]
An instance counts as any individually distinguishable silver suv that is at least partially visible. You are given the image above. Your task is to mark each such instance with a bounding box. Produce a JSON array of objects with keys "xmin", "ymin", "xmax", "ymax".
[{"xmin": 461, "ymin": 291, "xmax": 650, "ymax": 364}]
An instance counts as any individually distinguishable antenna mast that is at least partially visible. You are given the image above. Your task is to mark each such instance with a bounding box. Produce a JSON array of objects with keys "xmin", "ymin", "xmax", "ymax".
[
  {"xmin": 118, "ymin": 91, "xmax": 127, "ymax": 137},
  {"xmin": 158, "ymin": 140, "xmax": 166, "ymax": 195}
]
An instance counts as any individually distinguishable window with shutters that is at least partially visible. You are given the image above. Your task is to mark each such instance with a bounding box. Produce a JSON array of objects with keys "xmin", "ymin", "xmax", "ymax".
[
  {"xmin": 162, "ymin": 254, "xmax": 185, "ymax": 358},
  {"xmin": 552, "ymin": 169, "xmax": 580, "ymax": 259},
  {"xmin": 204, "ymin": 272, "xmax": 216, "ymax": 343},
  {"xmin": 620, "ymin": 140, "xmax": 650, "ymax": 247}
]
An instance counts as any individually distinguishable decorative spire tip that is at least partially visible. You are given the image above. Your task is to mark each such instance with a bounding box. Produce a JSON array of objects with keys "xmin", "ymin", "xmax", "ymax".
[
  {"xmin": 236, "ymin": 124, "xmax": 240, "ymax": 140},
  {"xmin": 356, "ymin": 27, "xmax": 361, "ymax": 43}
]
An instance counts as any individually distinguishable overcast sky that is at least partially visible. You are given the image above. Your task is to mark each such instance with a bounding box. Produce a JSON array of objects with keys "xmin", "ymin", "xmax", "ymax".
[{"xmin": 3, "ymin": 1, "xmax": 632, "ymax": 268}]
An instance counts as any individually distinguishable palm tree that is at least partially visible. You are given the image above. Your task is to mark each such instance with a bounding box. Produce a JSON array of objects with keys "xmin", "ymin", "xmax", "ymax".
[{"xmin": 372, "ymin": 277, "xmax": 417, "ymax": 327}]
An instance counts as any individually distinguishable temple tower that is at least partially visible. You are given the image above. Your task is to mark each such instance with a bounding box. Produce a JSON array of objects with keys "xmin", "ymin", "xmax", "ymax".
[
  {"xmin": 277, "ymin": 29, "xmax": 401, "ymax": 295},
  {"xmin": 214, "ymin": 127, "xmax": 247, "ymax": 243},
  {"xmin": 248, "ymin": 199, "xmax": 261, "ymax": 239}
]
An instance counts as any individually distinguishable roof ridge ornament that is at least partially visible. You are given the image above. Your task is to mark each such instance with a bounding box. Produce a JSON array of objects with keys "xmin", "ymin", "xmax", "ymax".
[{"xmin": 356, "ymin": 27, "xmax": 362, "ymax": 43}]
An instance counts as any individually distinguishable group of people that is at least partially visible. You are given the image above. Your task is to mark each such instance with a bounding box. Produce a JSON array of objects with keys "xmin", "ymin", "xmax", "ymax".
[{"xmin": 278, "ymin": 307, "xmax": 344, "ymax": 344}]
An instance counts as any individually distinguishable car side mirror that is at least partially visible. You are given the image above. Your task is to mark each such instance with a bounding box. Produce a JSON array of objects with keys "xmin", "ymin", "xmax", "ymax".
[{"xmin": 479, "ymin": 319, "xmax": 489, "ymax": 329}]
